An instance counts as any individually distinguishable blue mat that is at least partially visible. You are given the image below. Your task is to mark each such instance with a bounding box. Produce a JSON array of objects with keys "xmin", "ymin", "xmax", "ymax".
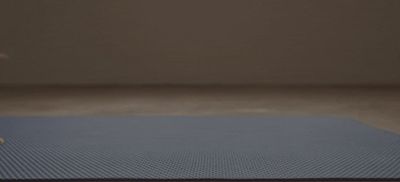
[{"xmin": 0, "ymin": 117, "xmax": 399, "ymax": 181}]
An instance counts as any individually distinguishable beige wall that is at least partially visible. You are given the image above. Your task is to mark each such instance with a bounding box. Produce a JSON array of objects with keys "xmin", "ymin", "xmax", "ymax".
[{"xmin": 1, "ymin": 0, "xmax": 400, "ymax": 85}]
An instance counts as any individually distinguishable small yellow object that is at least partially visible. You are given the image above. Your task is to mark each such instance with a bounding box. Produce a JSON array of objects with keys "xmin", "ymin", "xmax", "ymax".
[{"xmin": 0, "ymin": 137, "xmax": 4, "ymax": 144}]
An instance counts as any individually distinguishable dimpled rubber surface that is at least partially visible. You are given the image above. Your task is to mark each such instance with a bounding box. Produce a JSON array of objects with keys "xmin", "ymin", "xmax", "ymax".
[{"xmin": 0, "ymin": 117, "xmax": 400, "ymax": 181}]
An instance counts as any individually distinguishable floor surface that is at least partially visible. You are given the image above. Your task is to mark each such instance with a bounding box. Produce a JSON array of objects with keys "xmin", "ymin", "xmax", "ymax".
[{"xmin": 1, "ymin": 86, "xmax": 399, "ymax": 134}]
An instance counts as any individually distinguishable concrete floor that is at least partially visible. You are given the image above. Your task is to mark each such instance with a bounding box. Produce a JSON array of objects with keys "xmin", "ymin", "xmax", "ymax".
[{"xmin": 1, "ymin": 86, "xmax": 400, "ymax": 134}]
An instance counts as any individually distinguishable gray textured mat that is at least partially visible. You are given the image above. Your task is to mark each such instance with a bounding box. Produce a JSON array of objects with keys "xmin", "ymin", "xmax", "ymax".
[{"xmin": 0, "ymin": 117, "xmax": 400, "ymax": 181}]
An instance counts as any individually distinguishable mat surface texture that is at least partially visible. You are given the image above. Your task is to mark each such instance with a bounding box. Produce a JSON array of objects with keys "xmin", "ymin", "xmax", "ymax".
[{"xmin": 0, "ymin": 117, "xmax": 399, "ymax": 181}]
